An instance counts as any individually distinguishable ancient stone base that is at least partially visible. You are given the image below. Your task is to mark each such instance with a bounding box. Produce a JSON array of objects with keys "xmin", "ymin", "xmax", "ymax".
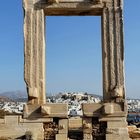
[
  {"xmin": 0, "ymin": 115, "xmax": 69, "ymax": 140},
  {"xmin": 0, "ymin": 115, "xmax": 130, "ymax": 140},
  {"xmin": 23, "ymin": 103, "xmax": 68, "ymax": 119},
  {"xmin": 0, "ymin": 103, "xmax": 129, "ymax": 140},
  {"xmin": 0, "ymin": 115, "xmax": 47, "ymax": 140},
  {"xmin": 100, "ymin": 117, "xmax": 129, "ymax": 140},
  {"xmin": 82, "ymin": 102, "xmax": 129, "ymax": 140},
  {"xmin": 56, "ymin": 134, "xmax": 68, "ymax": 140}
]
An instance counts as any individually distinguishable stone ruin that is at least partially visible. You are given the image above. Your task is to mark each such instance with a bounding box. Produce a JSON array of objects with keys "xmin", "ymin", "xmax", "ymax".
[{"xmin": 0, "ymin": 0, "xmax": 129, "ymax": 139}]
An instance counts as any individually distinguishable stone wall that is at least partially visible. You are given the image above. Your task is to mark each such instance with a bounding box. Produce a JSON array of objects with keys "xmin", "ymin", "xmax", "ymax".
[{"xmin": 0, "ymin": 115, "xmax": 44, "ymax": 140}]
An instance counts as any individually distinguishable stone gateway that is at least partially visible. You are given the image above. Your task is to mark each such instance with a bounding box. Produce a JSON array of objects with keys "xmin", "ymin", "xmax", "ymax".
[{"xmin": 0, "ymin": 0, "xmax": 129, "ymax": 140}]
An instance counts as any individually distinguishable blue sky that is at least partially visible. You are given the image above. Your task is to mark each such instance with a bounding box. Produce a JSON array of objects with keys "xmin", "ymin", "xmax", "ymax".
[{"xmin": 0, "ymin": 1, "xmax": 140, "ymax": 98}]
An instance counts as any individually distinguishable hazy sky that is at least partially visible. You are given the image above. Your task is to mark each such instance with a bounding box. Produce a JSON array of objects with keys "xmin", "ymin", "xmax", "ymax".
[{"xmin": 0, "ymin": 1, "xmax": 140, "ymax": 98}]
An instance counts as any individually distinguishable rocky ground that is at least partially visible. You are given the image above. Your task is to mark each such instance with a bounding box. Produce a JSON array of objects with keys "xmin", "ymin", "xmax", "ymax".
[{"xmin": 128, "ymin": 125, "xmax": 140, "ymax": 139}]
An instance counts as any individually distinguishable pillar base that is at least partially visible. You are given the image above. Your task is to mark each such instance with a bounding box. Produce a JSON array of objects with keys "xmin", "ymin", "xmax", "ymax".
[
  {"xmin": 82, "ymin": 102, "xmax": 129, "ymax": 140},
  {"xmin": 23, "ymin": 103, "xmax": 68, "ymax": 119}
]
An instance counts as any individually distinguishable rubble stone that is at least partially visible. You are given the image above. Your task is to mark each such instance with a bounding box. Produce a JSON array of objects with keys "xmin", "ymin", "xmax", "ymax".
[{"xmin": 128, "ymin": 126, "xmax": 140, "ymax": 139}]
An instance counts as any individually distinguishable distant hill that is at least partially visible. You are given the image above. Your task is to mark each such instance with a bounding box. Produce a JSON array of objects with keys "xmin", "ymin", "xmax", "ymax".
[
  {"xmin": 0, "ymin": 91, "xmax": 27, "ymax": 101},
  {"xmin": 0, "ymin": 91, "xmax": 103, "ymax": 101},
  {"xmin": 0, "ymin": 96, "xmax": 14, "ymax": 102}
]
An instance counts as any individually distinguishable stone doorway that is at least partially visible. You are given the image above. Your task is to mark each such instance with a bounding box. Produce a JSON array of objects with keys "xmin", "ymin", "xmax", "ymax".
[
  {"xmin": 23, "ymin": 0, "xmax": 126, "ymax": 104},
  {"xmin": 0, "ymin": 0, "xmax": 129, "ymax": 139},
  {"xmin": 24, "ymin": 0, "xmax": 129, "ymax": 139}
]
